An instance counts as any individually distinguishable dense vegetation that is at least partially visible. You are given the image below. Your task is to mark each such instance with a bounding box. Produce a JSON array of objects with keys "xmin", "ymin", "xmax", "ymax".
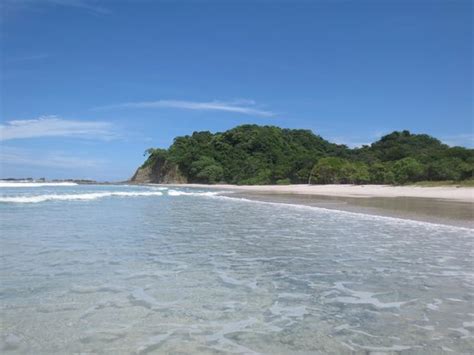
[{"xmin": 141, "ymin": 125, "xmax": 473, "ymax": 185}]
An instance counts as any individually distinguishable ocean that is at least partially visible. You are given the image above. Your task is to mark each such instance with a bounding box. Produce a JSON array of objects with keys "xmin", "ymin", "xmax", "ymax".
[{"xmin": 0, "ymin": 183, "xmax": 473, "ymax": 354}]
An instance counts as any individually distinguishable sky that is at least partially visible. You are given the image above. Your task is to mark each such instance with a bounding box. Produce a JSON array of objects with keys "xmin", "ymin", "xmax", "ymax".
[{"xmin": 1, "ymin": 0, "xmax": 472, "ymax": 181}]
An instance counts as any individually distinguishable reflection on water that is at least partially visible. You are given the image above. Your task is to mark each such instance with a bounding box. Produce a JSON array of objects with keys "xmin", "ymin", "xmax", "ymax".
[{"xmin": 1, "ymin": 185, "xmax": 473, "ymax": 354}]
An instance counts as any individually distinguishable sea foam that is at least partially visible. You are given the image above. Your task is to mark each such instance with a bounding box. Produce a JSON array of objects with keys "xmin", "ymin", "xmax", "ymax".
[
  {"xmin": 2, "ymin": 183, "xmax": 473, "ymax": 353},
  {"xmin": 207, "ymin": 194, "xmax": 474, "ymax": 232},
  {"xmin": 167, "ymin": 189, "xmax": 222, "ymax": 197},
  {"xmin": 0, "ymin": 191, "xmax": 163, "ymax": 203}
]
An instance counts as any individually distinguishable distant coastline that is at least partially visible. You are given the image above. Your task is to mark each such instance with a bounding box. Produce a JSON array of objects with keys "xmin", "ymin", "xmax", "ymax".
[
  {"xmin": 0, "ymin": 178, "xmax": 98, "ymax": 184},
  {"xmin": 0, "ymin": 178, "xmax": 113, "ymax": 185}
]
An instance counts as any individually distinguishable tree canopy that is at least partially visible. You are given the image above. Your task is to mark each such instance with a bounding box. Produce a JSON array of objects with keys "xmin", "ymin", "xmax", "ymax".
[{"xmin": 141, "ymin": 125, "xmax": 473, "ymax": 185}]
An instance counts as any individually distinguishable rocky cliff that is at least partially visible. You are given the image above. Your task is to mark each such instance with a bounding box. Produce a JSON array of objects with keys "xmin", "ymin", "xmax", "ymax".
[{"xmin": 130, "ymin": 159, "xmax": 187, "ymax": 184}]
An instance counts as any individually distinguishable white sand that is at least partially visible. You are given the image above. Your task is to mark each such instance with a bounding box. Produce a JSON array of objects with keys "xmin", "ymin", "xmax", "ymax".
[{"xmin": 161, "ymin": 184, "xmax": 474, "ymax": 202}]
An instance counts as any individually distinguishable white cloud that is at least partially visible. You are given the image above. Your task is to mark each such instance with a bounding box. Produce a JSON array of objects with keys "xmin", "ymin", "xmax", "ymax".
[
  {"xmin": 48, "ymin": 0, "xmax": 110, "ymax": 14},
  {"xmin": 329, "ymin": 136, "xmax": 371, "ymax": 148},
  {"xmin": 0, "ymin": 147, "xmax": 102, "ymax": 169},
  {"xmin": 6, "ymin": 54, "xmax": 50, "ymax": 63},
  {"xmin": 440, "ymin": 133, "xmax": 474, "ymax": 148},
  {"xmin": 3, "ymin": 0, "xmax": 110, "ymax": 15},
  {"xmin": 95, "ymin": 99, "xmax": 275, "ymax": 117},
  {"xmin": 0, "ymin": 116, "xmax": 118, "ymax": 141}
]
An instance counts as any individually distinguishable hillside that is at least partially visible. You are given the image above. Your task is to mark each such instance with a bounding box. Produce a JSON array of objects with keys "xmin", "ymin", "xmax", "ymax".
[{"xmin": 131, "ymin": 125, "xmax": 474, "ymax": 185}]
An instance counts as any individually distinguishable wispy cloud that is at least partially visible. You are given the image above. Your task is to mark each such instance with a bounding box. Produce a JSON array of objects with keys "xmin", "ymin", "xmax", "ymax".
[
  {"xmin": 440, "ymin": 133, "xmax": 474, "ymax": 148},
  {"xmin": 0, "ymin": 116, "xmax": 119, "ymax": 141},
  {"xmin": 0, "ymin": 146, "xmax": 102, "ymax": 169},
  {"xmin": 94, "ymin": 99, "xmax": 275, "ymax": 117},
  {"xmin": 47, "ymin": 0, "xmax": 110, "ymax": 14},
  {"xmin": 2, "ymin": 0, "xmax": 110, "ymax": 15},
  {"xmin": 5, "ymin": 53, "xmax": 50, "ymax": 63}
]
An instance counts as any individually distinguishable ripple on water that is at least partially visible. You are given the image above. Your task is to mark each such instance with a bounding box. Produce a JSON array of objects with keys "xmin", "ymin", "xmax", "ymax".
[{"xmin": 1, "ymin": 185, "xmax": 473, "ymax": 353}]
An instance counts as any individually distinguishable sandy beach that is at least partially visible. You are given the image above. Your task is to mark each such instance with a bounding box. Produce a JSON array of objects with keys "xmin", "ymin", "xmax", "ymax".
[
  {"xmin": 161, "ymin": 184, "xmax": 474, "ymax": 202},
  {"xmin": 155, "ymin": 184, "xmax": 474, "ymax": 227}
]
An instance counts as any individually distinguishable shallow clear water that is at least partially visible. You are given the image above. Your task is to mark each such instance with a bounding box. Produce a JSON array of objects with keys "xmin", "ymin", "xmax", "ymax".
[{"xmin": 0, "ymin": 184, "xmax": 473, "ymax": 354}]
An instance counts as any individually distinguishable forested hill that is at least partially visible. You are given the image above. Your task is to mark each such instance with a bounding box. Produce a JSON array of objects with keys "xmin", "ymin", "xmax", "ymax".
[{"xmin": 132, "ymin": 125, "xmax": 473, "ymax": 185}]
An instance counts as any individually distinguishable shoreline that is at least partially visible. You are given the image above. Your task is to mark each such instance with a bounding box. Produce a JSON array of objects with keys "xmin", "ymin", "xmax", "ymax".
[
  {"xmin": 156, "ymin": 183, "xmax": 474, "ymax": 228},
  {"xmin": 158, "ymin": 183, "xmax": 474, "ymax": 202}
]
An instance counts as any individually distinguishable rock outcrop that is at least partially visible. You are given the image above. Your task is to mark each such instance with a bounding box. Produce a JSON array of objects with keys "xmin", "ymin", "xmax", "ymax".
[{"xmin": 130, "ymin": 160, "xmax": 187, "ymax": 184}]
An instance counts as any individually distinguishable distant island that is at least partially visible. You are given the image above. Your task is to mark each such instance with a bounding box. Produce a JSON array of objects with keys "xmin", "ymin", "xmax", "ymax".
[{"xmin": 131, "ymin": 125, "xmax": 473, "ymax": 185}]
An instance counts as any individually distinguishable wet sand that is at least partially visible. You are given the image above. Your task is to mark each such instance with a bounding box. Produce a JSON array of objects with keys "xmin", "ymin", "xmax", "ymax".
[
  {"xmin": 226, "ymin": 191, "xmax": 474, "ymax": 228},
  {"xmin": 156, "ymin": 184, "xmax": 473, "ymax": 227},
  {"xmin": 163, "ymin": 183, "xmax": 473, "ymax": 202}
]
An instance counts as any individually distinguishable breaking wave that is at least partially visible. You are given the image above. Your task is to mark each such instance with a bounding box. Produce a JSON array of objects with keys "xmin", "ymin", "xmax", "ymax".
[
  {"xmin": 0, "ymin": 188, "xmax": 222, "ymax": 204},
  {"xmin": 0, "ymin": 191, "xmax": 163, "ymax": 204},
  {"xmin": 167, "ymin": 189, "xmax": 222, "ymax": 197},
  {"xmin": 207, "ymin": 195, "xmax": 474, "ymax": 232},
  {"xmin": 1, "ymin": 186, "xmax": 471, "ymax": 232}
]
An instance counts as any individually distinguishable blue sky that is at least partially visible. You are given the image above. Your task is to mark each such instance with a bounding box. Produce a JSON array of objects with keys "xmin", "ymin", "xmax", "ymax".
[{"xmin": 1, "ymin": 0, "xmax": 472, "ymax": 181}]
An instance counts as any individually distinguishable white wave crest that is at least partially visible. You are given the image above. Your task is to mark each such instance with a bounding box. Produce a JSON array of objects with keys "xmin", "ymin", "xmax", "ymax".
[
  {"xmin": 167, "ymin": 190, "xmax": 221, "ymax": 197},
  {"xmin": 208, "ymin": 195, "xmax": 474, "ymax": 232},
  {"xmin": 0, "ymin": 182, "xmax": 78, "ymax": 188},
  {"xmin": 0, "ymin": 191, "xmax": 163, "ymax": 203}
]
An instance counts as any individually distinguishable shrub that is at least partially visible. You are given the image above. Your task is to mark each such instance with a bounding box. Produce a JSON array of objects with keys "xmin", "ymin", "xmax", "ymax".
[{"xmin": 392, "ymin": 157, "xmax": 425, "ymax": 184}]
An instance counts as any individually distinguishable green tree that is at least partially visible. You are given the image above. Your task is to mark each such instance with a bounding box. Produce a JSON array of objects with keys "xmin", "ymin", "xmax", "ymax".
[
  {"xmin": 310, "ymin": 157, "xmax": 348, "ymax": 184},
  {"xmin": 392, "ymin": 158, "xmax": 425, "ymax": 184},
  {"xmin": 190, "ymin": 156, "xmax": 224, "ymax": 183},
  {"xmin": 368, "ymin": 163, "xmax": 387, "ymax": 183},
  {"xmin": 426, "ymin": 158, "xmax": 473, "ymax": 181},
  {"xmin": 141, "ymin": 148, "xmax": 168, "ymax": 168},
  {"xmin": 139, "ymin": 125, "xmax": 474, "ymax": 185},
  {"xmin": 349, "ymin": 162, "xmax": 370, "ymax": 184}
]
